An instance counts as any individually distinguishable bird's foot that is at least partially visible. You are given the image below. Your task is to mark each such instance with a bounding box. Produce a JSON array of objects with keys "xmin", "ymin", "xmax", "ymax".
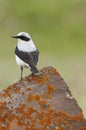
[{"xmin": 32, "ymin": 71, "xmax": 42, "ymax": 77}]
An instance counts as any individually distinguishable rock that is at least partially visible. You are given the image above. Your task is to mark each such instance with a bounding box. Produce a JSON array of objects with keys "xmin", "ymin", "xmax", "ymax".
[{"xmin": 0, "ymin": 66, "xmax": 86, "ymax": 130}]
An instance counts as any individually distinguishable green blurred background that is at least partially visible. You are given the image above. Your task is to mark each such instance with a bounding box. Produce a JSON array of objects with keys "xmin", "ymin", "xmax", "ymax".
[{"xmin": 0, "ymin": 0, "xmax": 86, "ymax": 117}]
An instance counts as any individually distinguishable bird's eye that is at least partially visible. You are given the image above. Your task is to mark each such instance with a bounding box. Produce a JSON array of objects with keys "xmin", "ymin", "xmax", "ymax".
[{"xmin": 19, "ymin": 36, "xmax": 30, "ymax": 41}]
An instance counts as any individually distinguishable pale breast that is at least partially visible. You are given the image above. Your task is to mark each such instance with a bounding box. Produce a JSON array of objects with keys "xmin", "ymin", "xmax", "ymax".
[{"xmin": 17, "ymin": 39, "xmax": 36, "ymax": 52}]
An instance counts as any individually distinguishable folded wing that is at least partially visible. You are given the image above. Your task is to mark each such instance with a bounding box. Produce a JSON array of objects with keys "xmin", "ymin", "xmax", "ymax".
[{"xmin": 15, "ymin": 46, "xmax": 39, "ymax": 73}]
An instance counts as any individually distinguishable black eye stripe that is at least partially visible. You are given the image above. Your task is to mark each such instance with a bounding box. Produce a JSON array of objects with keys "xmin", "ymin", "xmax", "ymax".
[{"xmin": 19, "ymin": 35, "xmax": 30, "ymax": 41}]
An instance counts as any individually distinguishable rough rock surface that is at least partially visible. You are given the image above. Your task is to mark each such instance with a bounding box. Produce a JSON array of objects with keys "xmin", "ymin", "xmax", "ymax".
[{"xmin": 0, "ymin": 66, "xmax": 86, "ymax": 130}]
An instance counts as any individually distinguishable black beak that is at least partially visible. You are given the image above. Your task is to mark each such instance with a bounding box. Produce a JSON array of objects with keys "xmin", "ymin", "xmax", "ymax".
[{"xmin": 11, "ymin": 36, "xmax": 19, "ymax": 38}]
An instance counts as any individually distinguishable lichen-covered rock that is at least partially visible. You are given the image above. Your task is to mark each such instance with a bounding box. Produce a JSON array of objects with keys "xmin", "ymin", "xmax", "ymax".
[{"xmin": 0, "ymin": 66, "xmax": 86, "ymax": 130}]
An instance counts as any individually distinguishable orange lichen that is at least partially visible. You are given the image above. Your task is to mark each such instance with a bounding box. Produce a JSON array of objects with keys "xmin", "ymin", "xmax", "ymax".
[
  {"xmin": 29, "ymin": 74, "xmax": 49, "ymax": 85},
  {"xmin": 26, "ymin": 87, "xmax": 32, "ymax": 91},
  {"xmin": 0, "ymin": 127, "xmax": 9, "ymax": 130},
  {"xmin": 17, "ymin": 104, "xmax": 25, "ymax": 112},
  {"xmin": 7, "ymin": 121, "xmax": 12, "ymax": 130},
  {"xmin": 34, "ymin": 94, "xmax": 40, "ymax": 101},
  {"xmin": 13, "ymin": 89, "xmax": 20, "ymax": 94},
  {"xmin": 12, "ymin": 82, "xmax": 18, "ymax": 87},
  {"xmin": 53, "ymin": 68, "xmax": 60, "ymax": 75},
  {"xmin": 57, "ymin": 111, "xmax": 84, "ymax": 122},
  {"xmin": 0, "ymin": 105, "xmax": 86, "ymax": 130},
  {"xmin": 39, "ymin": 99, "xmax": 47, "ymax": 106},
  {"xmin": 0, "ymin": 102, "xmax": 3, "ymax": 108},
  {"xmin": 23, "ymin": 106, "xmax": 36, "ymax": 119},
  {"xmin": 47, "ymin": 84, "xmax": 55, "ymax": 98},
  {"xmin": 17, "ymin": 120, "xmax": 25, "ymax": 126},
  {"xmin": 28, "ymin": 93, "xmax": 34, "ymax": 102},
  {"xmin": 23, "ymin": 111, "xmax": 30, "ymax": 119},
  {"xmin": 79, "ymin": 126, "xmax": 86, "ymax": 130},
  {"xmin": 41, "ymin": 92, "xmax": 47, "ymax": 99},
  {"xmin": 2, "ymin": 88, "xmax": 11, "ymax": 97},
  {"xmin": 38, "ymin": 108, "xmax": 58, "ymax": 129},
  {"xmin": 39, "ymin": 99, "xmax": 49, "ymax": 110},
  {"xmin": 27, "ymin": 106, "xmax": 35, "ymax": 115},
  {"xmin": 72, "ymin": 112, "xmax": 84, "ymax": 121},
  {"xmin": 39, "ymin": 113, "xmax": 51, "ymax": 125},
  {"xmin": 16, "ymin": 114, "xmax": 24, "ymax": 121},
  {"xmin": 1, "ymin": 93, "xmax": 9, "ymax": 97}
]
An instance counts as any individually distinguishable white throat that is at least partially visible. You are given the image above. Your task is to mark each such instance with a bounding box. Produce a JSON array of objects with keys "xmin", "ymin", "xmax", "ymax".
[{"xmin": 17, "ymin": 39, "xmax": 36, "ymax": 52}]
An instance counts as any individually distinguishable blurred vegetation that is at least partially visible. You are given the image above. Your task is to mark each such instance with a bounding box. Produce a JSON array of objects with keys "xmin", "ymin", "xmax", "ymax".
[{"xmin": 0, "ymin": 0, "xmax": 86, "ymax": 117}]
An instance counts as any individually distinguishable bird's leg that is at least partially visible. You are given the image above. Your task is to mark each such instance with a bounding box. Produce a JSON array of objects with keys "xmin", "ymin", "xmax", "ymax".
[{"xmin": 21, "ymin": 66, "xmax": 23, "ymax": 79}]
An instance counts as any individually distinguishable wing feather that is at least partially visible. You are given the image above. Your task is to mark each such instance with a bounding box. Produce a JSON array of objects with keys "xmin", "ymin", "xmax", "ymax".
[{"xmin": 15, "ymin": 46, "xmax": 39, "ymax": 70}]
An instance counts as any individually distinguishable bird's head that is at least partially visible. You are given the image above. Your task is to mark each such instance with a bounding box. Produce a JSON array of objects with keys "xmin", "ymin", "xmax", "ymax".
[{"xmin": 11, "ymin": 32, "xmax": 31, "ymax": 42}]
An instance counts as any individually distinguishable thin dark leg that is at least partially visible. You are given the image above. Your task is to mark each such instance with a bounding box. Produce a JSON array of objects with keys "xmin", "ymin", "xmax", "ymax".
[{"xmin": 21, "ymin": 66, "xmax": 23, "ymax": 79}]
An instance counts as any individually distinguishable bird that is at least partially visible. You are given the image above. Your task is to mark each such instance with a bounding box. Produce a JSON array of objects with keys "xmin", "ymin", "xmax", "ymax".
[{"xmin": 11, "ymin": 32, "xmax": 40, "ymax": 79}]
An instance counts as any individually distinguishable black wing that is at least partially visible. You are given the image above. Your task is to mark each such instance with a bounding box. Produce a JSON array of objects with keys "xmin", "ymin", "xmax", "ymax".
[
  {"xmin": 30, "ymin": 49, "xmax": 39, "ymax": 66},
  {"xmin": 15, "ymin": 46, "xmax": 39, "ymax": 73}
]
